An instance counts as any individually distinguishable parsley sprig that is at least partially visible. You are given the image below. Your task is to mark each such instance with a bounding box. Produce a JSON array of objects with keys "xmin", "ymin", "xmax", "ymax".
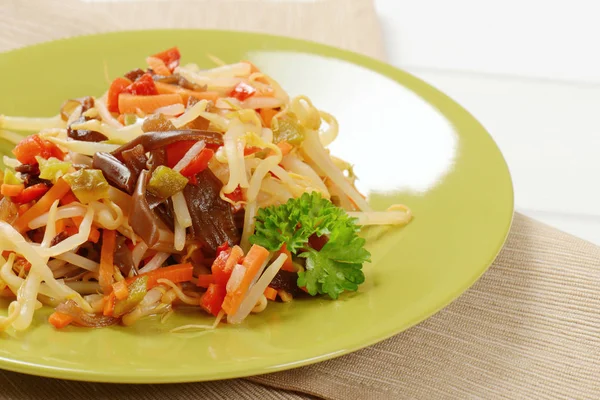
[{"xmin": 249, "ymin": 192, "xmax": 370, "ymax": 299}]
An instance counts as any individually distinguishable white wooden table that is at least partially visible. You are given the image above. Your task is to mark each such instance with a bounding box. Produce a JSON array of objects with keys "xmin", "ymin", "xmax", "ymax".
[{"xmin": 375, "ymin": 0, "xmax": 600, "ymax": 244}]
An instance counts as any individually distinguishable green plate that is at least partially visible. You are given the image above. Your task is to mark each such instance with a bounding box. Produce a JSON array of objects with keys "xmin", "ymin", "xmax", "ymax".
[{"xmin": 0, "ymin": 30, "xmax": 513, "ymax": 383}]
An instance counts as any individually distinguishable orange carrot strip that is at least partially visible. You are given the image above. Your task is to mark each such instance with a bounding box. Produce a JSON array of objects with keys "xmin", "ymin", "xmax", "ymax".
[
  {"xmin": 48, "ymin": 312, "xmax": 74, "ymax": 329},
  {"xmin": 103, "ymin": 292, "xmax": 116, "ymax": 316},
  {"xmin": 277, "ymin": 141, "xmax": 293, "ymax": 157},
  {"xmin": 99, "ymin": 229, "xmax": 116, "ymax": 292},
  {"xmin": 71, "ymin": 217, "xmax": 100, "ymax": 243},
  {"xmin": 112, "ymin": 280, "xmax": 129, "ymax": 301},
  {"xmin": 267, "ymin": 141, "xmax": 293, "ymax": 157},
  {"xmin": 88, "ymin": 226, "xmax": 101, "ymax": 244},
  {"xmin": 55, "ymin": 218, "xmax": 66, "ymax": 234},
  {"xmin": 146, "ymin": 56, "xmax": 172, "ymax": 76},
  {"xmin": 14, "ymin": 178, "xmax": 71, "ymax": 233},
  {"xmin": 154, "ymin": 81, "xmax": 219, "ymax": 104},
  {"xmin": 125, "ymin": 263, "xmax": 194, "ymax": 289},
  {"xmin": 17, "ymin": 203, "xmax": 31, "ymax": 216},
  {"xmin": 118, "ymin": 93, "xmax": 183, "ymax": 114},
  {"xmin": 278, "ymin": 244, "xmax": 295, "ymax": 272},
  {"xmin": 259, "ymin": 108, "xmax": 278, "ymax": 127},
  {"xmin": 60, "ymin": 191, "xmax": 78, "ymax": 206},
  {"xmin": 221, "ymin": 244, "xmax": 269, "ymax": 315},
  {"xmin": 264, "ymin": 286, "xmax": 278, "ymax": 301},
  {"xmin": 1, "ymin": 184, "xmax": 24, "ymax": 197}
]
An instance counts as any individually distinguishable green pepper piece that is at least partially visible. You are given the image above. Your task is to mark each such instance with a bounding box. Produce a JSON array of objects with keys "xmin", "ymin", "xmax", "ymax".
[
  {"xmin": 36, "ymin": 156, "xmax": 72, "ymax": 183},
  {"xmin": 273, "ymin": 113, "xmax": 305, "ymax": 145},
  {"xmin": 63, "ymin": 169, "xmax": 110, "ymax": 204},
  {"xmin": 3, "ymin": 168, "xmax": 22, "ymax": 185},
  {"xmin": 147, "ymin": 166, "xmax": 188, "ymax": 199},
  {"xmin": 113, "ymin": 275, "xmax": 148, "ymax": 317},
  {"xmin": 123, "ymin": 114, "xmax": 138, "ymax": 126}
]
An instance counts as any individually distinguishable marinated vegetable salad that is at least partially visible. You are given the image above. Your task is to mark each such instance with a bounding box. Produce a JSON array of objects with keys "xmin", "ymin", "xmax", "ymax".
[{"xmin": 0, "ymin": 47, "xmax": 411, "ymax": 332}]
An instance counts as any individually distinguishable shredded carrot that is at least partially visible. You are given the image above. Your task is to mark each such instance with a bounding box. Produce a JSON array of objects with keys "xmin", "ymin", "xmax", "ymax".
[
  {"xmin": 88, "ymin": 226, "xmax": 101, "ymax": 243},
  {"xmin": 197, "ymin": 274, "xmax": 214, "ymax": 288},
  {"xmin": 55, "ymin": 218, "xmax": 66, "ymax": 234},
  {"xmin": 277, "ymin": 141, "xmax": 293, "ymax": 157},
  {"xmin": 103, "ymin": 292, "xmax": 116, "ymax": 317},
  {"xmin": 222, "ymin": 244, "xmax": 269, "ymax": 315},
  {"xmin": 48, "ymin": 312, "xmax": 74, "ymax": 329},
  {"xmin": 14, "ymin": 178, "xmax": 71, "ymax": 233},
  {"xmin": 278, "ymin": 244, "xmax": 295, "ymax": 272},
  {"xmin": 72, "ymin": 217, "xmax": 100, "ymax": 243},
  {"xmin": 99, "ymin": 229, "xmax": 116, "ymax": 292},
  {"xmin": 154, "ymin": 81, "xmax": 219, "ymax": 104},
  {"xmin": 126, "ymin": 263, "xmax": 194, "ymax": 289},
  {"xmin": 112, "ymin": 280, "xmax": 129, "ymax": 300},
  {"xmin": 267, "ymin": 141, "xmax": 293, "ymax": 157},
  {"xmin": 264, "ymin": 287, "xmax": 278, "ymax": 301},
  {"xmin": 146, "ymin": 56, "xmax": 172, "ymax": 76},
  {"xmin": 1, "ymin": 184, "xmax": 24, "ymax": 197},
  {"xmin": 60, "ymin": 191, "xmax": 78, "ymax": 206},
  {"xmin": 259, "ymin": 108, "xmax": 278, "ymax": 127},
  {"xmin": 118, "ymin": 93, "xmax": 183, "ymax": 114},
  {"xmin": 17, "ymin": 203, "xmax": 31, "ymax": 216},
  {"xmin": 117, "ymin": 114, "xmax": 125, "ymax": 125}
]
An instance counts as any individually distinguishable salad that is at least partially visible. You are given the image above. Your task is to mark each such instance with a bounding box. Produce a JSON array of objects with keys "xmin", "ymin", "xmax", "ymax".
[{"xmin": 0, "ymin": 47, "xmax": 411, "ymax": 332}]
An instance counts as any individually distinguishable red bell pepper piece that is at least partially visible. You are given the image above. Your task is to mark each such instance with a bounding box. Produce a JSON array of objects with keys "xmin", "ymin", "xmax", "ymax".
[
  {"xmin": 179, "ymin": 148, "xmax": 214, "ymax": 177},
  {"xmin": 152, "ymin": 47, "xmax": 181, "ymax": 72},
  {"xmin": 211, "ymin": 248, "xmax": 233, "ymax": 286},
  {"xmin": 224, "ymin": 186, "xmax": 244, "ymax": 203},
  {"xmin": 230, "ymin": 82, "xmax": 256, "ymax": 102},
  {"xmin": 200, "ymin": 283, "xmax": 227, "ymax": 316},
  {"xmin": 216, "ymin": 242, "xmax": 230, "ymax": 258},
  {"xmin": 165, "ymin": 140, "xmax": 195, "ymax": 168},
  {"xmin": 12, "ymin": 184, "xmax": 50, "ymax": 204},
  {"xmin": 12, "ymin": 135, "xmax": 65, "ymax": 165},
  {"xmin": 106, "ymin": 77, "xmax": 132, "ymax": 113},
  {"xmin": 122, "ymin": 73, "xmax": 158, "ymax": 96}
]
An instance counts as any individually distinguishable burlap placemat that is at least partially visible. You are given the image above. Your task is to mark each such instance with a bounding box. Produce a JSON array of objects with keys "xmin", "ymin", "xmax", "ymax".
[{"xmin": 1, "ymin": 1, "xmax": 599, "ymax": 399}]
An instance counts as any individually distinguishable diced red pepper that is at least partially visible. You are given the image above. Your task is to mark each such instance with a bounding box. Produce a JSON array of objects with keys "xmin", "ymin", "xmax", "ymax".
[
  {"xmin": 122, "ymin": 73, "xmax": 158, "ymax": 96},
  {"xmin": 224, "ymin": 186, "xmax": 244, "ymax": 203},
  {"xmin": 12, "ymin": 135, "xmax": 65, "ymax": 165},
  {"xmin": 165, "ymin": 140, "xmax": 195, "ymax": 168},
  {"xmin": 230, "ymin": 82, "xmax": 256, "ymax": 102},
  {"xmin": 179, "ymin": 148, "xmax": 214, "ymax": 177},
  {"xmin": 11, "ymin": 183, "xmax": 50, "ymax": 204},
  {"xmin": 200, "ymin": 283, "xmax": 227, "ymax": 316},
  {"xmin": 211, "ymin": 248, "xmax": 234, "ymax": 286},
  {"xmin": 308, "ymin": 233, "xmax": 328, "ymax": 251},
  {"xmin": 152, "ymin": 47, "xmax": 181, "ymax": 72},
  {"xmin": 216, "ymin": 242, "xmax": 230, "ymax": 258},
  {"xmin": 107, "ymin": 77, "xmax": 132, "ymax": 113}
]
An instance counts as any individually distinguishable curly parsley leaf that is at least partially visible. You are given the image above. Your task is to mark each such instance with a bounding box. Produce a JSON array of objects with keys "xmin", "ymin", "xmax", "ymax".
[{"xmin": 249, "ymin": 192, "xmax": 371, "ymax": 299}]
